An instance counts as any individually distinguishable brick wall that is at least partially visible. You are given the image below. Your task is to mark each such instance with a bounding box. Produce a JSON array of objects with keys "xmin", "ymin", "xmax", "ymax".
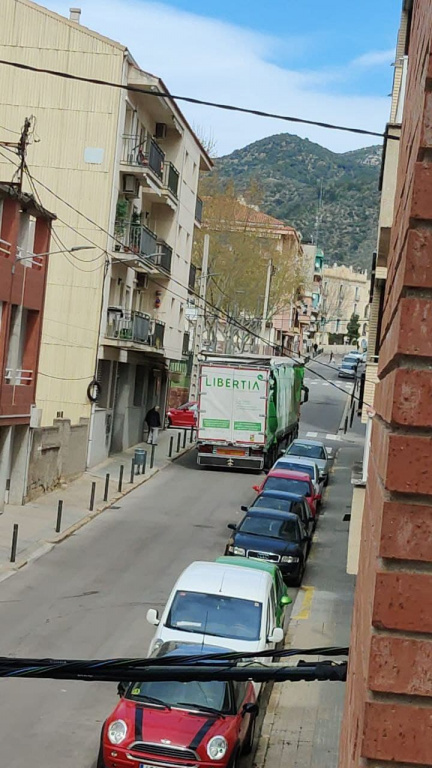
[{"xmin": 339, "ymin": 1, "xmax": 432, "ymax": 765}]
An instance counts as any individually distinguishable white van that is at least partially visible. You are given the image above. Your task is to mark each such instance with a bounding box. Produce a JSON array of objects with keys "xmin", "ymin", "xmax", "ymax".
[{"xmin": 146, "ymin": 561, "xmax": 283, "ymax": 655}]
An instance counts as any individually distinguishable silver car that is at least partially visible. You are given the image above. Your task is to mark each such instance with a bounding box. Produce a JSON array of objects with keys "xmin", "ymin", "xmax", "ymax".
[{"xmin": 284, "ymin": 439, "xmax": 331, "ymax": 487}]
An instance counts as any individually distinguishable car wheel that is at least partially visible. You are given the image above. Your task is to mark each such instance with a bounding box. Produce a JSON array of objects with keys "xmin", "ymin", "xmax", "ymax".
[
  {"xmin": 324, "ymin": 475, "xmax": 329, "ymax": 487},
  {"xmin": 229, "ymin": 747, "xmax": 240, "ymax": 768},
  {"xmin": 242, "ymin": 715, "xmax": 256, "ymax": 755},
  {"xmin": 165, "ymin": 416, "xmax": 172, "ymax": 429},
  {"xmin": 293, "ymin": 559, "xmax": 305, "ymax": 587}
]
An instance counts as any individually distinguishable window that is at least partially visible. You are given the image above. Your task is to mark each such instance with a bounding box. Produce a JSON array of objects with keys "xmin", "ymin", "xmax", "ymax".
[
  {"xmin": 133, "ymin": 365, "xmax": 146, "ymax": 407},
  {"xmin": 287, "ymin": 443, "xmax": 326, "ymax": 460},
  {"xmin": 253, "ymin": 496, "xmax": 294, "ymax": 514},
  {"xmin": 232, "ymin": 680, "xmax": 248, "ymax": 711},
  {"xmin": 166, "ymin": 591, "xmax": 262, "ymax": 641},
  {"xmin": 127, "ymin": 679, "xmax": 232, "ymax": 714}
]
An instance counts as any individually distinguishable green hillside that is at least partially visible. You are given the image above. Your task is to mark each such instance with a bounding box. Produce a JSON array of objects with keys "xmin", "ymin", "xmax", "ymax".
[{"xmin": 215, "ymin": 133, "xmax": 382, "ymax": 271}]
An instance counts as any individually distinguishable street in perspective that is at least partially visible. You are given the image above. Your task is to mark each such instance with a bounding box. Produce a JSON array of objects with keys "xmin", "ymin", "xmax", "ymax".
[{"xmin": 0, "ymin": 2, "xmax": 431, "ymax": 768}]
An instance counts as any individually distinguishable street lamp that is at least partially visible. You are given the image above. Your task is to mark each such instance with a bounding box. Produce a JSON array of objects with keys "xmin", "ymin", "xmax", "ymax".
[{"xmin": 15, "ymin": 245, "xmax": 95, "ymax": 264}]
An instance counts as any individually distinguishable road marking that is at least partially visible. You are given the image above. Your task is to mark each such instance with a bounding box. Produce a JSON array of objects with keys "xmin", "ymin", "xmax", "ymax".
[
  {"xmin": 326, "ymin": 434, "xmax": 342, "ymax": 441},
  {"xmin": 322, "ymin": 382, "xmax": 329, "ymax": 386},
  {"xmin": 306, "ymin": 431, "xmax": 318, "ymax": 437},
  {"xmin": 291, "ymin": 586, "xmax": 315, "ymax": 620}
]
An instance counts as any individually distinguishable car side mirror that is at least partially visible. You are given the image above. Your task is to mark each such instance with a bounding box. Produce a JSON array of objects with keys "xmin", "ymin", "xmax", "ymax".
[
  {"xmin": 280, "ymin": 594, "xmax": 292, "ymax": 607},
  {"xmin": 146, "ymin": 608, "xmax": 160, "ymax": 626},
  {"xmin": 242, "ymin": 702, "xmax": 259, "ymax": 717},
  {"xmin": 252, "ymin": 484, "xmax": 260, "ymax": 493},
  {"xmin": 227, "ymin": 523, "xmax": 237, "ymax": 530},
  {"xmin": 268, "ymin": 627, "xmax": 284, "ymax": 644},
  {"xmin": 240, "ymin": 505, "xmax": 248, "ymax": 512},
  {"xmin": 117, "ymin": 681, "xmax": 127, "ymax": 697}
]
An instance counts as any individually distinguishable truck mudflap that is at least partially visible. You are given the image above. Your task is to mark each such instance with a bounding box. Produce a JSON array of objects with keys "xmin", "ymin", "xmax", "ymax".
[{"xmin": 197, "ymin": 453, "xmax": 264, "ymax": 470}]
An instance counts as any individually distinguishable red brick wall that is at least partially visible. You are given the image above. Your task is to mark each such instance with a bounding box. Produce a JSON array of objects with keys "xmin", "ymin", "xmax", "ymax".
[{"xmin": 339, "ymin": 2, "xmax": 432, "ymax": 765}]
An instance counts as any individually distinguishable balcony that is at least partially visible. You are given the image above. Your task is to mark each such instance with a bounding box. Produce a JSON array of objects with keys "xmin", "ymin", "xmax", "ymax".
[
  {"xmin": 5, "ymin": 368, "xmax": 33, "ymax": 385},
  {"xmin": 163, "ymin": 162, "xmax": 180, "ymax": 198},
  {"xmin": 122, "ymin": 135, "xmax": 165, "ymax": 180},
  {"xmin": 105, "ymin": 310, "xmax": 165, "ymax": 351},
  {"xmin": 113, "ymin": 223, "xmax": 172, "ymax": 274},
  {"xmin": 195, "ymin": 196, "xmax": 203, "ymax": 225}
]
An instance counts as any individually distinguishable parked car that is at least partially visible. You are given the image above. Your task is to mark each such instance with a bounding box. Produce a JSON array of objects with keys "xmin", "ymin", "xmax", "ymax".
[
  {"xmin": 215, "ymin": 556, "xmax": 292, "ymax": 628},
  {"xmin": 98, "ymin": 641, "xmax": 258, "ymax": 768},
  {"xmin": 285, "ymin": 439, "xmax": 331, "ymax": 486},
  {"xmin": 338, "ymin": 358, "xmax": 358, "ymax": 379},
  {"xmin": 272, "ymin": 456, "xmax": 322, "ymax": 499},
  {"xmin": 252, "ymin": 469, "xmax": 319, "ymax": 517},
  {"xmin": 166, "ymin": 402, "xmax": 197, "ymax": 428},
  {"xmin": 245, "ymin": 491, "xmax": 315, "ymax": 533},
  {"xmin": 146, "ymin": 561, "xmax": 283, "ymax": 655},
  {"xmin": 225, "ymin": 509, "xmax": 311, "ymax": 586}
]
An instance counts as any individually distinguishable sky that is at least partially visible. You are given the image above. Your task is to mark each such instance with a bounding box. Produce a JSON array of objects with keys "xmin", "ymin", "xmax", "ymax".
[{"xmin": 46, "ymin": 0, "xmax": 400, "ymax": 156}]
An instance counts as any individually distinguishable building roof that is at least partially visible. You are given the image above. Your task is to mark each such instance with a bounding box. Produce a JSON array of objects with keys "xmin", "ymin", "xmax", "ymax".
[
  {"xmin": 0, "ymin": 183, "xmax": 56, "ymax": 220},
  {"xmin": 229, "ymin": 200, "xmax": 297, "ymax": 232}
]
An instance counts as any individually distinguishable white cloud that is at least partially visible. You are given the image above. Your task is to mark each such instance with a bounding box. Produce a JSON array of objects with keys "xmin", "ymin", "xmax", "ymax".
[
  {"xmin": 45, "ymin": 0, "xmax": 390, "ymax": 155},
  {"xmin": 352, "ymin": 49, "xmax": 395, "ymax": 68}
]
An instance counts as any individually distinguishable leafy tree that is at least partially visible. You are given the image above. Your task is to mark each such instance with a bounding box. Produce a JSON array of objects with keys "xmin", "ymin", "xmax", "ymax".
[
  {"xmin": 193, "ymin": 173, "xmax": 304, "ymax": 353},
  {"xmin": 347, "ymin": 313, "xmax": 360, "ymax": 344}
]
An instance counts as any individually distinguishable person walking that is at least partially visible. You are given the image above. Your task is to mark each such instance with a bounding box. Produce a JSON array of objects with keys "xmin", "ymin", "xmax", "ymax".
[
  {"xmin": 145, "ymin": 405, "xmax": 161, "ymax": 445},
  {"xmin": 329, "ymin": 351, "xmax": 334, "ymax": 364}
]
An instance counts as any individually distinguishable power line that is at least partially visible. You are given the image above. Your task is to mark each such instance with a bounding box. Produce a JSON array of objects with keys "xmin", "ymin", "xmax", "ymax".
[{"xmin": 0, "ymin": 58, "xmax": 392, "ymax": 141}]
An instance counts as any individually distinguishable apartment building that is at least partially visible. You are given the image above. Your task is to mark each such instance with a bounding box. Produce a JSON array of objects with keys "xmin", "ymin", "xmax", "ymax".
[
  {"xmin": 0, "ymin": 1, "xmax": 211, "ymax": 487},
  {"xmin": 321, "ymin": 263, "xmax": 369, "ymax": 344},
  {"xmin": 0, "ymin": 184, "xmax": 54, "ymax": 508}
]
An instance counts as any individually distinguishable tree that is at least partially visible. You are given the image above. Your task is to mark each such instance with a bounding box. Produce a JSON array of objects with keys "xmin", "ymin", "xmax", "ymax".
[
  {"xmin": 193, "ymin": 174, "xmax": 304, "ymax": 354},
  {"xmin": 347, "ymin": 313, "xmax": 360, "ymax": 345}
]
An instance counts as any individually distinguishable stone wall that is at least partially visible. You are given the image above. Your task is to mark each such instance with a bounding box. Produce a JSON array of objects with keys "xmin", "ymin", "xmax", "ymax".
[{"xmin": 26, "ymin": 418, "xmax": 89, "ymax": 501}]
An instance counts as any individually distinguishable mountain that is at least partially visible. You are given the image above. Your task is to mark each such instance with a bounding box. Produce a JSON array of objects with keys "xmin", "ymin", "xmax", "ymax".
[{"xmin": 215, "ymin": 134, "xmax": 382, "ymax": 271}]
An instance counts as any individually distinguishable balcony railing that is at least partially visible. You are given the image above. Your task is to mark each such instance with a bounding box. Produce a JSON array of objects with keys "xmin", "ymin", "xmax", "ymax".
[
  {"xmin": 163, "ymin": 162, "xmax": 180, "ymax": 197},
  {"xmin": 114, "ymin": 221, "xmax": 158, "ymax": 259},
  {"xmin": 195, "ymin": 196, "xmax": 203, "ymax": 224},
  {"xmin": 122, "ymin": 135, "xmax": 165, "ymax": 180},
  {"xmin": 153, "ymin": 240, "xmax": 172, "ymax": 274},
  {"xmin": 188, "ymin": 264, "xmax": 196, "ymax": 292},
  {"xmin": 5, "ymin": 368, "xmax": 33, "ymax": 385},
  {"xmin": 148, "ymin": 320, "xmax": 165, "ymax": 350},
  {"xmin": 106, "ymin": 310, "xmax": 152, "ymax": 345}
]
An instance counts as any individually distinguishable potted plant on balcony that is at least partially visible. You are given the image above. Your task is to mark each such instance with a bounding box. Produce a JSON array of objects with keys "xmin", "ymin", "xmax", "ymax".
[{"xmin": 115, "ymin": 198, "xmax": 129, "ymax": 251}]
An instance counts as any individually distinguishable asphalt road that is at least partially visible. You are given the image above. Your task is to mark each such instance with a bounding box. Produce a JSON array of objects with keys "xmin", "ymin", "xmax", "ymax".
[{"xmin": 0, "ymin": 356, "xmax": 349, "ymax": 768}]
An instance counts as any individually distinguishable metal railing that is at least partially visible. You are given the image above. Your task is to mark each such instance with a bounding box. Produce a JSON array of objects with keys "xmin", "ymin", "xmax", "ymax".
[
  {"xmin": 114, "ymin": 222, "xmax": 158, "ymax": 259},
  {"xmin": 148, "ymin": 320, "xmax": 165, "ymax": 350},
  {"xmin": 105, "ymin": 310, "xmax": 151, "ymax": 345},
  {"xmin": 195, "ymin": 196, "xmax": 203, "ymax": 224},
  {"xmin": 153, "ymin": 240, "xmax": 172, "ymax": 274},
  {"xmin": 122, "ymin": 135, "xmax": 165, "ymax": 179},
  {"xmin": 163, "ymin": 162, "xmax": 180, "ymax": 197},
  {"xmin": 5, "ymin": 368, "xmax": 33, "ymax": 385}
]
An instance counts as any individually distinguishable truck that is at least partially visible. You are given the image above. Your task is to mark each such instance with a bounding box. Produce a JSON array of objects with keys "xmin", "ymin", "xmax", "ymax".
[{"xmin": 196, "ymin": 353, "xmax": 308, "ymax": 470}]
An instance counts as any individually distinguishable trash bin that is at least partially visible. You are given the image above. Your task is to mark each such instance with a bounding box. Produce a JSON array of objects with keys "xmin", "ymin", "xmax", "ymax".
[{"xmin": 134, "ymin": 448, "xmax": 147, "ymax": 474}]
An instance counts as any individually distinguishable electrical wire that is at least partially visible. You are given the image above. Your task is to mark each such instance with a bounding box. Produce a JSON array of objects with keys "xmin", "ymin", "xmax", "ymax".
[
  {"xmin": 0, "ymin": 123, "xmax": 21, "ymax": 135},
  {"xmin": 0, "ymin": 58, "xmax": 393, "ymax": 141}
]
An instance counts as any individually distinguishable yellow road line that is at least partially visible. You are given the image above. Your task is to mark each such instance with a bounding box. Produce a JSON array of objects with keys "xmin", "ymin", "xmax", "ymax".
[{"xmin": 291, "ymin": 585, "xmax": 315, "ymax": 620}]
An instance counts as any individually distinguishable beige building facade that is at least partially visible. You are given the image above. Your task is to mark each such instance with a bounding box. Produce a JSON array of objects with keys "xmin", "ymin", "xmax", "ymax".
[
  {"xmin": 321, "ymin": 264, "xmax": 369, "ymax": 344},
  {"xmin": 0, "ymin": 0, "xmax": 210, "ymax": 487}
]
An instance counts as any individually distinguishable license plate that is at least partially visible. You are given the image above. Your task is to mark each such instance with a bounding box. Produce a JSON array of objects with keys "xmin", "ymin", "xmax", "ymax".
[
  {"xmin": 216, "ymin": 448, "xmax": 246, "ymax": 456},
  {"xmin": 140, "ymin": 764, "xmax": 163, "ymax": 768}
]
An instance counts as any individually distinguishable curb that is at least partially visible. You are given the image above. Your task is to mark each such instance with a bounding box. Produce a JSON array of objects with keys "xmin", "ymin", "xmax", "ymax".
[{"xmin": 0, "ymin": 443, "xmax": 195, "ymax": 580}]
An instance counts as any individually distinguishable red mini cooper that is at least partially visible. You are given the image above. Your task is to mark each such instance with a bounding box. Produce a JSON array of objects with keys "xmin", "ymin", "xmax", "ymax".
[{"xmin": 98, "ymin": 642, "xmax": 258, "ymax": 768}]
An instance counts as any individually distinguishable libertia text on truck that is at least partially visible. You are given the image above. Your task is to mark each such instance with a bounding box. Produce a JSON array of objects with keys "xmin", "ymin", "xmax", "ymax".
[{"xmin": 196, "ymin": 354, "xmax": 308, "ymax": 470}]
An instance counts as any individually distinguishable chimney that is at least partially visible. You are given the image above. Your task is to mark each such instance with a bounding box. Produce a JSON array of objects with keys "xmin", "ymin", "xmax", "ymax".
[{"xmin": 69, "ymin": 7, "xmax": 81, "ymax": 23}]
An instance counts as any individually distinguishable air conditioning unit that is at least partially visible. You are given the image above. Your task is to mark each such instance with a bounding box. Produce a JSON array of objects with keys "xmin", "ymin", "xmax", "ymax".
[
  {"xmin": 136, "ymin": 273, "xmax": 149, "ymax": 290},
  {"xmin": 122, "ymin": 174, "xmax": 140, "ymax": 197},
  {"xmin": 155, "ymin": 122, "xmax": 167, "ymax": 139}
]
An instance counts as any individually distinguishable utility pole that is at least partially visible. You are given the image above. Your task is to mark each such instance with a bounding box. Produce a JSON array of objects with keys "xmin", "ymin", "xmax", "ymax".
[
  {"xmin": 260, "ymin": 259, "xmax": 273, "ymax": 354},
  {"xmin": 189, "ymin": 234, "xmax": 209, "ymax": 401},
  {"xmin": 0, "ymin": 116, "xmax": 34, "ymax": 191}
]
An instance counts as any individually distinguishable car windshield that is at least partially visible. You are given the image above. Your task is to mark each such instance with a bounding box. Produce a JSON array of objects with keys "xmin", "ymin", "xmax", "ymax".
[
  {"xmin": 342, "ymin": 361, "xmax": 356, "ymax": 368},
  {"xmin": 126, "ymin": 679, "xmax": 230, "ymax": 713},
  {"xmin": 239, "ymin": 515, "xmax": 299, "ymax": 541},
  {"xmin": 287, "ymin": 443, "xmax": 326, "ymax": 460},
  {"xmin": 276, "ymin": 461, "xmax": 314, "ymax": 479},
  {"xmin": 253, "ymin": 497, "xmax": 294, "ymax": 513},
  {"xmin": 265, "ymin": 477, "xmax": 310, "ymax": 496},
  {"xmin": 166, "ymin": 591, "xmax": 262, "ymax": 641}
]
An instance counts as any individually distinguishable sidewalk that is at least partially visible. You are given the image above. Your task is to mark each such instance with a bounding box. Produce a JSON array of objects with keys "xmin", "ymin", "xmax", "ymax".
[
  {"xmin": 253, "ymin": 439, "xmax": 361, "ymax": 768},
  {"xmin": 0, "ymin": 426, "xmax": 194, "ymax": 581}
]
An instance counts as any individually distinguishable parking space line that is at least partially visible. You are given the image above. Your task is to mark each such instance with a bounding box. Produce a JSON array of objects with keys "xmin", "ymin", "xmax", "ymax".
[{"xmin": 291, "ymin": 585, "xmax": 315, "ymax": 620}]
